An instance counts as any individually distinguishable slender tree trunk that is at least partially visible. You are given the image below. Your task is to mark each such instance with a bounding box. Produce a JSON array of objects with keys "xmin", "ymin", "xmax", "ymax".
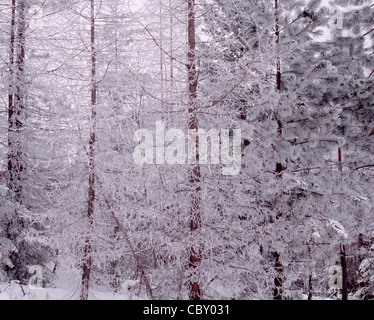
[
  {"xmin": 308, "ymin": 273, "xmax": 313, "ymax": 300},
  {"xmin": 336, "ymin": 146, "xmax": 348, "ymax": 300},
  {"xmin": 159, "ymin": 0, "xmax": 165, "ymax": 115},
  {"xmin": 273, "ymin": 251, "xmax": 283, "ymax": 300},
  {"xmin": 8, "ymin": 0, "xmax": 16, "ymax": 147},
  {"xmin": 80, "ymin": 0, "xmax": 97, "ymax": 300},
  {"xmin": 169, "ymin": 0, "xmax": 174, "ymax": 84},
  {"xmin": 338, "ymin": 147, "xmax": 342, "ymax": 171},
  {"xmin": 5, "ymin": 0, "xmax": 20, "ymax": 278},
  {"xmin": 187, "ymin": 0, "xmax": 202, "ymax": 301},
  {"xmin": 272, "ymin": 0, "xmax": 283, "ymax": 300},
  {"xmin": 274, "ymin": 0, "xmax": 282, "ymax": 136},
  {"xmin": 340, "ymin": 244, "xmax": 348, "ymax": 300},
  {"xmin": 8, "ymin": 0, "xmax": 25, "ymax": 203},
  {"xmin": 275, "ymin": 0, "xmax": 281, "ymax": 94},
  {"xmin": 166, "ymin": 0, "xmax": 174, "ymax": 124}
]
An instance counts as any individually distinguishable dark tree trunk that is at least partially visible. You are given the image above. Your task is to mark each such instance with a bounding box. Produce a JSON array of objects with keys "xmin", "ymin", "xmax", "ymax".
[
  {"xmin": 273, "ymin": 251, "xmax": 283, "ymax": 300},
  {"xmin": 4, "ymin": 0, "xmax": 28, "ymax": 282},
  {"xmin": 187, "ymin": 0, "xmax": 202, "ymax": 301},
  {"xmin": 272, "ymin": 1, "xmax": 284, "ymax": 300},
  {"xmin": 340, "ymin": 244, "xmax": 349, "ymax": 300},
  {"xmin": 275, "ymin": 0, "xmax": 281, "ymax": 93},
  {"xmin": 308, "ymin": 273, "xmax": 313, "ymax": 300},
  {"xmin": 80, "ymin": 0, "xmax": 97, "ymax": 300},
  {"xmin": 338, "ymin": 147, "xmax": 342, "ymax": 171},
  {"xmin": 274, "ymin": 0, "xmax": 283, "ymax": 137}
]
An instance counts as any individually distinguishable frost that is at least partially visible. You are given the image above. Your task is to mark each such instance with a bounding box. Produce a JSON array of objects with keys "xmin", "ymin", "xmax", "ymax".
[
  {"xmin": 327, "ymin": 220, "xmax": 348, "ymax": 239},
  {"xmin": 0, "ymin": 0, "xmax": 373, "ymax": 301},
  {"xmin": 312, "ymin": 231, "xmax": 321, "ymax": 239},
  {"xmin": 121, "ymin": 279, "xmax": 140, "ymax": 292}
]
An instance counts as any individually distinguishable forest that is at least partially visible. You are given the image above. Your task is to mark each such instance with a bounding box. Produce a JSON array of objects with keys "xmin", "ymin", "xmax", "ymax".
[{"xmin": 0, "ymin": 0, "xmax": 373, "ymax": 300}]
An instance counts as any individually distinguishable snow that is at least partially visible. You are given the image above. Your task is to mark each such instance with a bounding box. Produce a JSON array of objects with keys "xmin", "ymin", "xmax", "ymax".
[
  {"xmin": 312, "ymin": 231, "xmax": 321, "ymax": 239},
  {"xmin": 0, "ymin": 281, "xmax": 135, "ymax": 300},
  {"xmin": 0, "ymin": 0, "xmax": 372, "ymax": 301},
  {"xmin": 327, "ymin": 220, "xmax": 348, "ymax": 239}
]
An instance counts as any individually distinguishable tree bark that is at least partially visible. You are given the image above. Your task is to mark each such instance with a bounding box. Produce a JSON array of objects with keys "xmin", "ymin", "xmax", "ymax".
[
  {"xmin": 8, "ymin": 0, "xmax": 25, "ymax": 203},
  {"xmin": 8, "ymin": 0, "xmax": 16, "ymax": 153},
  {"xmin": 274, "ymin": 0, "xmax": 283, "ymax": 137},
  {"xmin": 272, "ymin": 1, "xmax": 283, "ymax": 300},
  {"xmin": 337, "ymin": 149, "xmax": 348, "ymax": 300},
  {"xmin": 187, "ymin": 0, "xmax": 202, "ymax": 301},
  {"xmin": 273, "ymin": 251, "xmax": 283, "ymax": 300},
  {"xmin": 308, "ymin": 273, "xmax": 313, "ymax": 300},
  {"xmin": 340, "ymin": 244, "xmax": 349, "ymax": 300},
  {"xmin": 338, "ymin": 147, "xmax": 342, "ymax": 171},
  {"xmin": 80, "ymin": 0, "xmax": 97, "ymax": 300},
  {"xmin": 275, "ymin": 0, "xmax": 281, "ymax": 93}
]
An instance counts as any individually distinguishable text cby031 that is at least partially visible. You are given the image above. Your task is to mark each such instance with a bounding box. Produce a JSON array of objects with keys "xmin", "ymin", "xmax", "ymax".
[{"xmin": 186, "ymin": 305, "xmax": 229, "ymax": 315}]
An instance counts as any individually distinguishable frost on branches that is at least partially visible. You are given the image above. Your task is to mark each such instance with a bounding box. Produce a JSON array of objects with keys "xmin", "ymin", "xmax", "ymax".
[{"xmin": 0, "ymin": 0, "xmax": 373, "ymax": 300}]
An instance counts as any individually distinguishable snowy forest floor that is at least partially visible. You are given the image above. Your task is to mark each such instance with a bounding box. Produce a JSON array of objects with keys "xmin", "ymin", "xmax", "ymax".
[
  {"xmin": 0, "ymin": 265, "xmax": 148, "ymax": 300},
  {"xmin": 0, "ymin": 279, "xmax": 346, "ymax": 300},
  {"xmin": 0, "ymin": 281, "xmax": 147, "ymax": 300}
]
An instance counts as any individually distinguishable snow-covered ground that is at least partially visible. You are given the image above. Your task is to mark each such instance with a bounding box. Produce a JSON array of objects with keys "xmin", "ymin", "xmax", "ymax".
[{"xmin": 0, "ymin": 280, "xmax": 147, "ymax": 300}]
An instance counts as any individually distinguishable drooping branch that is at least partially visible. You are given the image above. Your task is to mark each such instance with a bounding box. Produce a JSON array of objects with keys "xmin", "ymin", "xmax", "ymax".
[{"xmin": 96, "ymin": 177, "xmax": 153, "ymax": 299}]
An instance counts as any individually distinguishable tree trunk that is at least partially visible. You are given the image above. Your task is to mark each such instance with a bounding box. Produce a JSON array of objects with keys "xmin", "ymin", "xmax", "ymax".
[
  {"xmin": 187, "ymin": 0, "xmax": 202, "ymax": 301},
  {"xmin": 159, "ymin": 0, "xmax": 165, "ymax": 114},
  {"xmin": 8, "ymin": 0, "xmax": 16, "ymax": 154},
  {"xmin": 340, "ymin": 244, "xmax": 349, "ymax": 300},
  {"xmin": 80, "ymin": 0, "xmax": 97, "ymax": 300},
  {"xmin": 8, "ymin": 0, "xmax": 25, "ymax": 203},
  {"xmin": 275, "ymin": 0, "xmax": 281, "ymax": 93},
  {"xmin": 274, "ymin": 0, "xmax": 283, "ymax": 137},
  {"xmin": 272, "ymin": 1, "xmax": 283, "ymax": 300},
  {"xmin": 273, "ymin": 251, "xmax": 283, "ymax": 300},
  {"xmin": 338, "ymin": 147, "xmax": 342, "ymax": 171},
  {"xmin": 337, "ymin": 149, "xmax": 348, "ymax": 300},
  {"xmin": 308, "ymin": 273, "xmax": 313, "ymax": 300}
]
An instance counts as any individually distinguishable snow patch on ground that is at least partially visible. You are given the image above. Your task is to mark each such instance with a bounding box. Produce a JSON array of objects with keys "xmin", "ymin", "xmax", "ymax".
[{"xmin": 0, "ymin": 281, "xmax": 141, "ymax": 300}]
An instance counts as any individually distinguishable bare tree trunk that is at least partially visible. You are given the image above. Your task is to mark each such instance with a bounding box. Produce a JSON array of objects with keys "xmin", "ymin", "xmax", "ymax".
[
  {"xmin": 273, "ymin": 146, "xmax": 283, "ymax": 299},
  {"xmin": 5, "ymin": 0, "xmax": 21, "ymax": 279},
  {"xmin": 340, "ymin": 244, "xmax": 349, "ymax": 300},
  {"xmin": 159, "ymin": 0, "xmax": 165, "ymax": 115},
  {"xmin": 80, "ymin": 0, "xmax": 97, "ymax": 300},
  {"xmin": 338, "ymin": 147, "xmax": 342, "ymax": 171},
  {"xmin": 167, "ymin": 0, "xmax": 174, "ymax": 124},
  {"xmin": 169, "ymin": 0, "xmax": 174, "ymax": 84},
  {"xmin": 308, "ymin": 273, "xmax": 313, "ymax": 300},
  {"xmin": 8, "ymin": 0, "xmax": 25, "ymax": 203},
  {"xmin": 272, "ymin": 0, "xmax": 283, "ymax": 300},
  {"xmin": 274, "ymin": 0, "xmax": 282, "ymax": 136},
  {"xmin": 275, "ymin": 0, "xmax": 281, "ymax": 94},
  {"xmin": 8, "ymin": 0, "xmax": 16, "ymax": 149},
  {"xmin": 273, "ymin": 251, "xmax": 283, "ymax": 300},
  {"xmin": 336, "ymin": 148, "xmax": 348, "ymax": 300},
  {"xmin": 187, "ymin": 0, "xmax": 202, "ymax": 301}
]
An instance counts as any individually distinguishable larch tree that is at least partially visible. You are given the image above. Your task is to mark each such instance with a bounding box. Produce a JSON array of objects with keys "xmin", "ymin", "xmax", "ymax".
[
  {"xmin": 80, "ymin": 0, "xmax": 97, "ymax": 300},
  {"xmin": 186, "ymin": 0, "xmax": 202, "ymax": 300}
]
